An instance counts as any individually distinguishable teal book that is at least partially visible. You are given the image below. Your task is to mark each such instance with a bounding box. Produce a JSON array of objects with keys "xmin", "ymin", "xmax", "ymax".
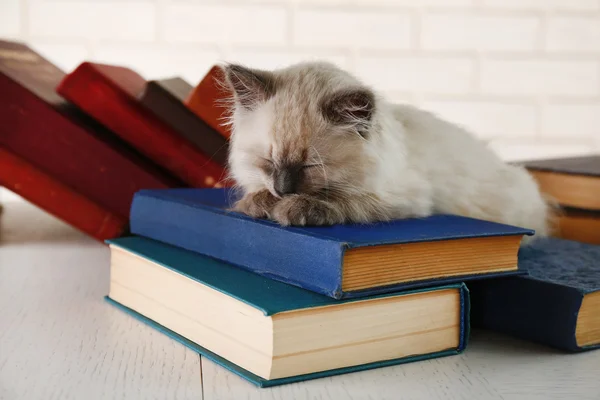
[{"xmin": 105, "ymin": 236, "xmax": 470, "ymax": 387}]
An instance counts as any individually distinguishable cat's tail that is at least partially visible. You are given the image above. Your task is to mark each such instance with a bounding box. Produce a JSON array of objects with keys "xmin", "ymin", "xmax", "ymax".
[
  {"xmin": 541, "ymin": 191, "xmax": 563, "ymax": 237},
  {"xmin": 518, "ymin": 171, "xmax": 563, "ymax": 245}
]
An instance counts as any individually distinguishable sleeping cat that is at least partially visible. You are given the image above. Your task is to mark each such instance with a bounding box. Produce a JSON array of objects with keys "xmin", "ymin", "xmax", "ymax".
[{"xmin": 219, "ymin": 61, "xmax": 555, "ymax": 241}]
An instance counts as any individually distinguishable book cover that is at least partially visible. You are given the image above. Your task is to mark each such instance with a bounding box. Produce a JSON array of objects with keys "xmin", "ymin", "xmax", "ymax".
[
  {"xmin": 519, "ymin": 155, "xmax": 600, "ymax": 211},
  {"xmin": 138, "ymin": 76, "xmax": 229, "ymax": 167},
  {"xmin": 129, "ymin": 187, "xmax": 533, "ymax": 299},
  {"xmin": 555, "ymin": 207, "xmax": 600, "ymax": 245},
  {"xmin": 520, "ymin": 155, "xmax": 600, "ymax": 177},
  {"xmin": 184, "ymin": 65, "xmax": 231, "ymax": 139},
  {"xmin": 469, "ymin": 237, "xmax": 600, "ymax": 352},
  {"xmin": 105, "ymin": 236, "xmax": 470, "ymax": 387},
  {"xmin": 0, "ymin": 39, "xmax": 180, "ymax": 219},
  {"xmin": 56, "ymin": 62, "xmax": 228, "ymax": 188},
  {"xmin": 0, "ymin": 147, "xmax": 126, "ymax": 241}
]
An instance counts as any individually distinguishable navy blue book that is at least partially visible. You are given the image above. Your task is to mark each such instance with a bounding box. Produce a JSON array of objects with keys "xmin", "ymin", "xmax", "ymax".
[
  {"xmin": 469, "ymin": 237, "xmax": 600, "ymax": 352},
  {"xmin": 106, "ymin": 236, "xmax": 470, "ymax": 387},
  {"xmin": 129, "ymin": 187, "xmax": 534, "ymax": 299}
]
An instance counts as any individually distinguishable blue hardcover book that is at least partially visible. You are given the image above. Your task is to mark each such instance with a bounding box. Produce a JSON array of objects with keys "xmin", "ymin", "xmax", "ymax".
[
  {"xmin": 129, "ymin": 187, "xmax": 534, "ymax": 299},
  {"xmin": 105, "ymin": 236, "xmax": 470, "ymax": 387},
  {"xmin": 129, "ymin": 187, "xmax": 533, "ymax": 299},
  {"xmin": 469, "ymin": 237, "xmax": 600, "ymax": 352}
]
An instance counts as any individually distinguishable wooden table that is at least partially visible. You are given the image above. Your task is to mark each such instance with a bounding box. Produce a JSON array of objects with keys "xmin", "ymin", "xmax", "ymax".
[{"xmin": 1, "ymin": 201, "xmax": 599, "ymax": 400}]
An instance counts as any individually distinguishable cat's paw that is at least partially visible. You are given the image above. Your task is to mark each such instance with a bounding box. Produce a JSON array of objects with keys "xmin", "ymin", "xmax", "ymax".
[
  {"xmin": 233, "ymin": 190, "xmax": 279, "ymax": 219},
  {"xmin": 272, "ymin": 194, "xmax": 344, "ymax": 226}
]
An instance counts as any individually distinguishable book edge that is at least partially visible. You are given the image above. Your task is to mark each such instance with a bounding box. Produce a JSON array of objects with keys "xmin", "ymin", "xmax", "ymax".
[
  {"xmin": 106, "ymin": 236, "xmax": 467, "ymax": 315},
  {"xmin": 104, "ymin": 291, "xmax": 467, "ymax": 387}
]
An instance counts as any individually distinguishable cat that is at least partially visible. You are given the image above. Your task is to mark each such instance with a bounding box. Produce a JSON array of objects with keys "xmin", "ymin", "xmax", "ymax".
[{"xmin": 218, "ymin": 61, "xmax": 556, "ymax": 242}]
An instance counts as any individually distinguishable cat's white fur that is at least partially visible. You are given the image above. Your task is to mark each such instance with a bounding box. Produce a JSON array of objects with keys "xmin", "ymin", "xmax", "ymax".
[
  {"xmin": 224, "ymin": 61, "xmax": 554, "ymax": 240},
  {"xmin": 367, "ymin": 101, "xmax": 553, "ymax": 239}
]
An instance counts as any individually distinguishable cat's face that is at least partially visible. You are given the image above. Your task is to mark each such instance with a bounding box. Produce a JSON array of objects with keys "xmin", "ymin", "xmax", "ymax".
[{"xmin": 221, "ymin": 62, "xmax": 377, "ymax": 198}]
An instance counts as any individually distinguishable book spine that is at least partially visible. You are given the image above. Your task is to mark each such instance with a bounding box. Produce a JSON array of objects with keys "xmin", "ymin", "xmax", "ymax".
[
  {"xmin": 0, "ymin": 75, "xmax": 176, "ymax": 219},
  {"xmin": 139, "ymin": 84, "xmax": 229, "ymax": 167},
  {"xmin": 56, "ymin": 64, "xmax": 228, "ymax": 188},
  {"xmin": 184, "ymin": 66, "xmax": 232, "ymax": 139},
  {"xmin": 0, "ymin": 147, "xmax": 126, "ymax": 241},
  {"xmin": 129, "ymin": 191, "xmax": 345, "ymax": 299},
  {"xmin": 468, "ymin": 277, "xmax": 583, "ymax": 351}
]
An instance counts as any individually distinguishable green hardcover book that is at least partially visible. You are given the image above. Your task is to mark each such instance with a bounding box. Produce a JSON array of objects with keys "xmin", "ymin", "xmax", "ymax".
[{"xmin": 105, "ymin": 236, "xmax": 470, "ymax": 387}]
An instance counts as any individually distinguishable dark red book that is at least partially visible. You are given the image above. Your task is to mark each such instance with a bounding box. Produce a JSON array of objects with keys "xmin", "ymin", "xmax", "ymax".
[
  {"xmin": 138, "ymin": 77, "xmax": 229, "ymax": 167},
  {"xmin": 57, "ymin": 62, "xmax": 229, "ymax": 188},
  {"xmin": 0, "ymin": 40, "xmax": 180, "ymax": 219},
  {"xmin": 0, "ymin": 147, "xmax": 126, "ymax": 241},
  {"xmin": 184, "ymin": 65, "xmax": 232, "ymax": 140}
]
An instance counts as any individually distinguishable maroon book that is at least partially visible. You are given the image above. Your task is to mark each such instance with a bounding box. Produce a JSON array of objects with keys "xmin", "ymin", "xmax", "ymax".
[
  {"xmin": 0, "ymin": 147, "xmax": 127, "ymax": 242},
  {"xmin": 0, "ymin": 40, "xmax": 181, "ymax": 219},
  {"xmin": 57, "ymin": 62, "xmax": 230, "ymax": 188},
  {"xmin": 138, "ymin": 77, "xmax": 229, "ymax": 167}
]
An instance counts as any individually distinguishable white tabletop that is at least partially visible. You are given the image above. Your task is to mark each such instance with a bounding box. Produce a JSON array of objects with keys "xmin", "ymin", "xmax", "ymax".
[{"xmin": 1, "ymin": 201, "xmax": 599, "ymax": 400}]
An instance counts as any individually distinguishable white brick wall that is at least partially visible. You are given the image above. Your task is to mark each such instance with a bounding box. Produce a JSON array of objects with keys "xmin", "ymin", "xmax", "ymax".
[
  {"xmin": 1, "ymin": 0, "xmax": 599, "ymax": 181},
  {"xmin": 164, "ymin": 4, "xmax": 288, "ymax": 46},
  {"xmin": 293, "ymin": 9, "xmax": 412, "ymax": 49},
  {"xmin": 420, "ymin": 13, "xmax": 540, "ymax": 52},
  {"xmin": 480, "ymin": 59, "xmax": 599, "ymax": 96}
]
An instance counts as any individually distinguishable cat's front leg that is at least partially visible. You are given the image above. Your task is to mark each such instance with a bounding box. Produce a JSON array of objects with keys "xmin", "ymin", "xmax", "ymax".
[
  {"xmin": 271, "ymin": 194, "xmax": 345, "ymax": 226},
  {"xmin": 233, "ymin": 189, "xmax": 279, "ymax": 219}
]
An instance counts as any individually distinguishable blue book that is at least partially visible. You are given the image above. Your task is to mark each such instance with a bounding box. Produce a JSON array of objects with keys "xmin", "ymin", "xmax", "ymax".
[
  {"xmin": 469, "ymin": 237, "xmax": 600, "ymax": 352},
  {"xmin": 129, "ymin": 187, "xmax": 534, "ymax": 299},
  {"xmin": 105, "ymin": 236, "xmax": 470, "ymax": 387}
]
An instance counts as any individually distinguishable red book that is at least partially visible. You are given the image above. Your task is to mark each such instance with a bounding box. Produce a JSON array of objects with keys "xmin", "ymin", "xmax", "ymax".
[
  {"xmin": 184, "ymin": 65, "xmax": 232, "ymax": 139},
  {"xmin": 0, "ymin": 147, "xmax": 126, "ymax": 241},
  {"xmin": 0, "ymin": 40, "xmax": 179, "ymax": 219},
  {"xmin": 57, "ymin": 62, "xmax": 229, "ymax": 188}
]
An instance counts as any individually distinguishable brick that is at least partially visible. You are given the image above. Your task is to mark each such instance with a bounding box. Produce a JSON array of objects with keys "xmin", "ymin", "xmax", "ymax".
[
  {"xmin": 0, "ymin": 0, "xmax": 20, "ymax": 37},
  {"xmin": 29, "ymin": 2, "xmax": 155, "ymax": 41},
  {"xmin": 381, "ymin": 92, "xmax": 416, "ymax": 104},
  {"xmin": 293, "ymin": 9, "xmax": 411, "ymax": 49},
  {"xmin": 355, "ymin": 57, "xmax": 473, "ymax": 94},
  {"xmin": 29, "ymin": 43, "xmax": 89, "ymax": 72},
  {"xmin": 421, "ymin": 14, "xmax": 539, "ymax": 51},
  {"xmin": 225, "ymin": 50, "xmax": 348, "ymax": 71},
  {"xmin": 353, "ymin": 0, "xmax": 473, "ymax": 5},
  {"xmin": 91, "ymin": 45, "xmax": 220, "ymax": 85},
  {"xmin": 164, "ymin": 4, "xmax": 286, "ymax": 45},
  {"xmin": 480, "ymin": 60, "xmax": 599, "ymax": 96},
  {"xmin": 298, "ymin": 0, "xmax": 471, "ymax": 4},
  {"xmin": 547, "ymin": 17, "xmax": 600, "ymax": 53},
  {"xmin": 541, "ymin": 104, "xmax": 600, "ymax": 138},
  {"xmin": 421, "ymin": 101, "xmax": 537, "ymax": 139},
  {"xmin": 489, "ymin": 140, "xmax": 597, "ymax": 162},
  {"xmin": 482, "ymin": 0, "xmax": 598, "ymax": 11}
]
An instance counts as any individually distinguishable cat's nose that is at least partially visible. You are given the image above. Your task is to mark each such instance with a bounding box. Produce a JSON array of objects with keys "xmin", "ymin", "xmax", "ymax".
[{"xmin": 274, "ymin": 168, "xmax": 299, "ymax": 196}]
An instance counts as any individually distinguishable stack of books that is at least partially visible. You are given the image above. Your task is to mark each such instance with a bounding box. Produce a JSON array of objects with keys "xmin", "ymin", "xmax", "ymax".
[
  {"xmin": 106, "ymin": 187, "xmax": 600, "ymax": 387},
  {"xmin": 106, "ymin": 187, "xmax": 531, "ymax": 386},
  {"xmin": 2, "ymin": 37, "xmax": 599, "ymax": 387},
  {"xmin": 0, "ymin": 39, "xmax": 229, "ymax": 241},
  {"xmin": 521, "ymin": 156, "xmax": 600, "ymax": 245}
]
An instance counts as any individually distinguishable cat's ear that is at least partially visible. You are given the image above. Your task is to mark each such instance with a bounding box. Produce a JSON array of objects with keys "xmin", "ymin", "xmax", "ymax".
[
  {"xmin": 321, "ymin": 88, "xmax": 375, "ymax": 137},
  {"xmin": 221, "ymin": 64, "xmax": 276, "ymax": 110}
]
